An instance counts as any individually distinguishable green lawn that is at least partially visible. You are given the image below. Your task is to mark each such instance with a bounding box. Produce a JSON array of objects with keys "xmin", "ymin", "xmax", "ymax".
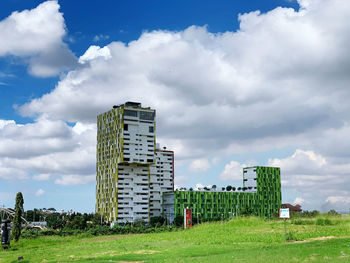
[{"xmin": 1, "ymin": 216, "xmax": 350, "ymax": 262}]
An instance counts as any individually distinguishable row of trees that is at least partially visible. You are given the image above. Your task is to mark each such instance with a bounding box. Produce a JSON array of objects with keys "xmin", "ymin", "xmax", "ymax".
[{"xmin": 177, "ymin": 185, "xmax": 255, "ymax": 191}]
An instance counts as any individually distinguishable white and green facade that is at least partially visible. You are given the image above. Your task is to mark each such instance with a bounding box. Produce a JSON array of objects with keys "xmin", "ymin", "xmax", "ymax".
[
  {"xmin": 96, "ymin": 102, "xmax": 174, "ymax": 223},
  {"xmin": 163, "ymin": 166, "xmax": 281, "ymax": 223}
]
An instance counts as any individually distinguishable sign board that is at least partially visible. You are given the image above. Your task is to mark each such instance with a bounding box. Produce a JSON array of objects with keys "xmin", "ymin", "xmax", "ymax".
[
  {"xmin": 184, "ymin": 208, "xmax": 192, "ymax": 229},
  {"xmin": 279, "ymin": 208, "xmax": 290, "ymax": 219}
]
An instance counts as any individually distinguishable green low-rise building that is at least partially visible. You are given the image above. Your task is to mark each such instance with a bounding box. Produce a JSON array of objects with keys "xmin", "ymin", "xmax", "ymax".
[{"xmin": 162, "ymin": 166, "xmax": 281, "ymax": 223}]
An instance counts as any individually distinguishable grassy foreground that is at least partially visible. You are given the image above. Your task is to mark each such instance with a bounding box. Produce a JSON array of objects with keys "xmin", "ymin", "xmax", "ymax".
[{"xmin": 1, "ymin": 216, "xmax": 350, "ymax": 262}]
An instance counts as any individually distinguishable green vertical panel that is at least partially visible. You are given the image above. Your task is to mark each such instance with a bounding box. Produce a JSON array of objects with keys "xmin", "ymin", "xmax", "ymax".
[{"xmin": 172, "ymin": 166, "xmax": 282, "ymax": 220}]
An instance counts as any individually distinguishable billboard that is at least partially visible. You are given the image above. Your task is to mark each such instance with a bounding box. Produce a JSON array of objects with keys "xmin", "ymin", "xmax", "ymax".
[
  {"xmin": 279, "ymin": 208, "xmax": 290, "ymax": 219},
  {"xmin": 184, "ymin": 208, "xmax": 192, "ymax": 229}
]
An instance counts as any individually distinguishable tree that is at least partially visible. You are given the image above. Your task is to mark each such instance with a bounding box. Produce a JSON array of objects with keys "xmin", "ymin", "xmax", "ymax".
[
  {"xmin": 65, "ymin": 215, "xmax": 87, "ymax": 230},
  {"xmin": 226, "ymin": 185, "xmax": 232, "ymax": 191},
  {"xmin": 327, "ymin": 209, "xmax": 339, "ymax": 216},
  {"xmin": 232, "ymin": 187, "xmax": 236, "ymax": 191},
  {"xmin": 12, "ymin": 192, "xmax": 24, "ymax": 242},
  {"xmin": 46, "ymin": 213, "xmax": 65, "ymax": 229},
  {"xmin": 212, "ymin": 185, "xmax": 217, "ymax": 190}
]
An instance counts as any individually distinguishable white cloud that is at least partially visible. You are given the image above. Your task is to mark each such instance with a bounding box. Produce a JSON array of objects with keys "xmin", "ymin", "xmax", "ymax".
[
  {"xmin": 33, "ymin": 173, "xmax": 51, "ymax": 181},
  {"xmin": 195, "ymin": 183, "xmax": 204, "ymax": 190},
  {"xmin": 78, "ymin": 45, "xmax": 112, "ymax": 64},
  {"xmin": 18, "ymin": 0, "xmax": 350, "ymax": 162},
  {"xmin": 0, "ymin": 1, "xmax": 77, "ymax": 76},
  {"xmin": 0, "ymin": 118, "xmax": 96, "ymax": 184},
  {"xmin": 189, "ymin": 158, "xmax": 211, "ymax": 173},
  {"xmin": 35, "ymin": 189, "xmax": 45, "ymax": 196},
  {"xmin": 72, "ymin": 122, "xmax": 95, "ymax": 135},
  {"xmin": 55, "ymin": 174, "xmax": 95, "ymax": 185},
  {"xmin": 0, "ymin": 120, "xmax": 15, "ymax": 129},
  {"xmin": 219, "ymin": 161, "xmax": 245, "ymax": 181},
  {"xmin": 93, "ymin": 34, "xmax": 110, "ymax": 42},
  {"xmin": 268, "ymin": 149, "xmax": 327, "ymax": 175},
  {"xmin": 293, "ymin": 197, "xmax": 304, "ymax": 205},
  {"xmin": 267, "ymin": 149, "xmax": 350, "ymax": 211},
  {"xmin": 322, "ymin": 196, "xmax": 350, "ymax": 212}
]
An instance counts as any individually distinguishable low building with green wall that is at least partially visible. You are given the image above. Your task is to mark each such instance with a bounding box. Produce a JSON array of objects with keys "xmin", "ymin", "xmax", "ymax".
[{"xmin": 162, "ymin": 166, "xmax": 281, "ymax": 223}]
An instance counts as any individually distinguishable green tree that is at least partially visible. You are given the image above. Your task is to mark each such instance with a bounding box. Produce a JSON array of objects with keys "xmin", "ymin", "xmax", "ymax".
[
  {"xmin": 12, "ymin": 192, "xmax": 24, "ymax": 242},
  {"xmin": 65, "ymin": 215, "xmax": 87, "ymax": 230},
  {"xmin": 46, "ymin": 213, "xmax": 65, "ymax": 229}
]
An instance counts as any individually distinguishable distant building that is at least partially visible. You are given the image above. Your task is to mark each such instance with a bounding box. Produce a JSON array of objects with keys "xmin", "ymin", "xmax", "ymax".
[
  {"xmin": 282, "ymin": 203, "xmax": 302, "ymax": 212},
  {"xmin": 96, "ymin": 103, "xmax": 283, "ymax": 224},
  {"xmin": 163, "ymin": 166, "xmax": 282, "ymax": 223},
  {"xmin": 96, "ymin": 102, "xmax": 174, "ymax": 223}
]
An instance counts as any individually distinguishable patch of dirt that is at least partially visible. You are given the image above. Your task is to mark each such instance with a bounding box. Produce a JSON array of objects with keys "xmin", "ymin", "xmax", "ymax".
[
  {"xmin": 133, "ymin": 250, "xmax": 158, "ymax": 254},
  {"xmin": 81, "ymin": 234, "xmax": 139, "ymax": 243},
  {"xmin": 294, "ymin": 236, "xmax": 336, "ymax": 243}
]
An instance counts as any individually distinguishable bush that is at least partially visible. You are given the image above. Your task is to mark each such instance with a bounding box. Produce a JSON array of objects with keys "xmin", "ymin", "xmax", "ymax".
[
  {"xmin": 285, "ymin": 231, "xmax": 299, "ymax": 241},
  {"xmin": 150, "ymin": 216, "xmax": 166, "ymax": 227},
  {"xmin": 21, "ymin": 229, "xmax": 40, "ymax": 239},
  {"xmin": 327, "ymin": 209, "xmax": 340, "ymax": 216},
  {"xmin": 316, "ymin": 218, "xmax": 333, "ymax": 226},
  {"xmin": 174, "ymin": 215, "xmax": 183, "ymax": 227},
  {"xmin": 291, "ymin": 219, "xmax": 314, "ymax": 225}
]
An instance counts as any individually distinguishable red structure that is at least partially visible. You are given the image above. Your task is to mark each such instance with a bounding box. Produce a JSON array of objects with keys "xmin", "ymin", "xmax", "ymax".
[
  {"xmin": 282, "ymin": 203, "xmax": 302, "ymax": 212},
  {"xmin": 184, "ymin": 208, "xmax": 192, "ymax": 229}
]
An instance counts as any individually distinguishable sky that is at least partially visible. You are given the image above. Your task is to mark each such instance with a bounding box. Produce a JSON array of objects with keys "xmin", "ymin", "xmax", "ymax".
[{"xmin": 1, "ymin": 0, "xmax": 350, "ymax": 213}]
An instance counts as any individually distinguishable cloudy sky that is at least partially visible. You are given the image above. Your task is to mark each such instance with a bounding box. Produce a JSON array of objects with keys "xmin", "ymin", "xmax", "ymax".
[{"xmin": 1, "ymin": 0, "xmax": 349, "ymax": 213}]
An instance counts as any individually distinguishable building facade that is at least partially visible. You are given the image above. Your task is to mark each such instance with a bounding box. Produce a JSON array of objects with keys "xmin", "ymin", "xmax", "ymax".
[
  {"xmin": 162, "ymin": 166, "xmax": 281, "ymax": 223},
  {"xmin": 96, "ymin": 102, "xmax": 174, "ymax": 223}
]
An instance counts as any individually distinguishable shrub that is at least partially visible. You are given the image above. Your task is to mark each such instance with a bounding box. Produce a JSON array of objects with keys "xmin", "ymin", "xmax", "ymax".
[
  {"xmin": 316, "ymin": 218, "xmax": 333, "ymax": 226},
  {"xmin": 149, "ymin": 216, "xmax": 166, "ymax": 227},
  {"xmin": 291, "ymin": 219, "xmax": 314, "ymax": 225},
  {"xmin": 174, "ymin": 215, "xmax": 183, "ymax": 227},
  {"xmin": 327, "ymin": 209, "xmax": 340, "ymax": 216},
  {"xmin": 285, "ymin": 231, "xmax": 299, "ymax": 241}
]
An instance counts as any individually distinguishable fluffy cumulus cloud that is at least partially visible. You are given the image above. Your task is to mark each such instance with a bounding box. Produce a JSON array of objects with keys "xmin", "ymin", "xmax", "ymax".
[
  {"xmin": 0, "ymin": 118, "xmax": 96, "ymax": 185},
  {"xmin": 0, "ymin": 1, "xmax": 77, "ymax": 76},
  {"xmin": 268, "ymin": 149, "xmax": 350, "ymax": 211},
  {"xmin": 189, "ymin": 158, "xmax": 211, "ymax": 173},
  {"xmin": 19, "ymin": 0, "xmax": 350, "ymax": 158},
  {"xmin": 35, "ymin": 189, "xmax": 45, "ymax": 196},
  {"xmin": 293, "ymin": 197, "xmax": 305, "ymax": 205},
  {"xmin": 220, "ymin": 161, "xmax": 246, "ymax": 181},
  {"xmin": 1, "ymin": 0, "xmax": 350, "ymax": 209}
]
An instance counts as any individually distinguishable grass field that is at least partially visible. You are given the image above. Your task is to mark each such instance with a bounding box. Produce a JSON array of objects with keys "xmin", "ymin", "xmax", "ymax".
[{"xmin": 1, "ymin": 216, "xmax": 350, "ymax": 262}]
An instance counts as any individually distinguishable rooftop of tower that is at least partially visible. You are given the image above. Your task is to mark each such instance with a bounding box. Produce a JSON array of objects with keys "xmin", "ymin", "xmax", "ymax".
[{"xmin": 113, "ymin": 101, "xmax": 141, "ymax": 109}]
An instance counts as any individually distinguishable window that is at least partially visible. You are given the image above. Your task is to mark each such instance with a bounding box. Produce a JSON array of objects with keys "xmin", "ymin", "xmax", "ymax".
[
  {"xmin": 140, "ymin": 111, "xmax": 155, "ymax": 120},
  {"xmin": 124, "ymin": 124, "xmax": 128, "ymax": 131},
  {"xmin": 124, "ymin": 110, "xmax": 138, "ymax": 117},
  {"xmin": 149, "ymin": 126, "xmax": 154, "ymax": 133}
]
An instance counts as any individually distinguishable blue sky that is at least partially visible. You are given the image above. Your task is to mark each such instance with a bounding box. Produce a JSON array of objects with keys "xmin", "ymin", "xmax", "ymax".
[{"xmin": 1, "ymin": 0, "xmax": 350, "ymax": 213}]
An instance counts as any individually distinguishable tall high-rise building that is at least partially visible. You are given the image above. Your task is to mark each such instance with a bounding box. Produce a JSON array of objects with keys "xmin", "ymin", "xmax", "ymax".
[{"xmin": 96, "ymin": 102, "xmax": 174, "ymax": 223}]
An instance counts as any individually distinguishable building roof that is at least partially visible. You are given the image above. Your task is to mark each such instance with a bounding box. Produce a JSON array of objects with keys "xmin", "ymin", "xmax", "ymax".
[{"xmin": 282, "ymin": 203, "xmax": 302, "ymax": 212}]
